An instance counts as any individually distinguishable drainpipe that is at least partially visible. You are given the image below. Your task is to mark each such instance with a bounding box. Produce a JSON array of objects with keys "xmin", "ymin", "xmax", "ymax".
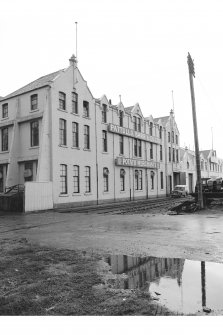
[{"xmin": 94, "ymin": 102, "xmax": 99, "ymax": 205}]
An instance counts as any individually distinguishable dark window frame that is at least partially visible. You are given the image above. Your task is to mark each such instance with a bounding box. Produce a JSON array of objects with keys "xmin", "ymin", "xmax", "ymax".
[
  {"xmin": 102, "ymin": 130, "xmax": 108, "ymax": 152},
  {"xmin": 30, "ymin": 120, "xmax": 39, "ymax": 147},
  {"xmin": 119, "ymin": 135, "xmax": 124, "ymax": 155},
  {"xmin": 102, "ymin": 104, "xmax": 107, "ymax": 123},
  {"xmin": 2, "ymin": 103, "xmax": 8, "ymax": 118},
  {"xmin": 59, "ymin": 118, "xmax": 67, "ymax": 146},
  {"xmin": 1, "ymin": 127, "xmax": 8, "ymax": 152},
  {"xmin": 83, "ymin": 101, "xmax": 89, "ymax": 118},
  {"xmin": 31, "ymin": 94, "xmax": 38, "ymax": 111},
  {"xmin": 85, "ymin": 166, "xmax": 91, "ymax": 193},
  {"xmin": 73, "ymin": 165, "xmax": 80, "ymax": 193},
  {"xmin": 72, "ymin": 92, "xmax": 78, "ymax": 114},
  {"xmin": 60, "ymin": 164, "xmax": 67, "ymax": 194},
  {"xmin": 84, "ymin": 125, "xmax": 90, "ymax": 149},
  {"xmin": 59, "ymin": 92, "xmax": 66, "ymax": 110},
  {"xmin": 72, "ymin": 122, "xmax": 79, "ymax": 147}
]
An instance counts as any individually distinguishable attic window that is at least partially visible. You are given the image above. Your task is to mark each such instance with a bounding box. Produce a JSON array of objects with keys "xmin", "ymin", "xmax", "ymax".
[
  {"xmin": 2, "ymin": 103, "xmax": 8, "ymax": 118},
  {"xmin": 31, "ymin": 94, "xmax": 38, "ymax": 111},
  {"xmin": 59, "ymin": 92, "xmax": 66, "ymax": 110}
]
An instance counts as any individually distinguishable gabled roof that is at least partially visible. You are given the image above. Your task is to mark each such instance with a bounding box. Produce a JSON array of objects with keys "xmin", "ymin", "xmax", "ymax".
[
  {"xmin": 199, "ymin": 150, "xmax": 211, "ymax": 160},
  {"xmin": 1, "ymin": 70, "xmax": 63, "ymax": 101},
  {"xmin": 124, "ymin": 106, "xmax": 135, "ymax": 114},
  {"xmin": 153, "ymin": 116, "xmax": 169, "ymax": 125}
]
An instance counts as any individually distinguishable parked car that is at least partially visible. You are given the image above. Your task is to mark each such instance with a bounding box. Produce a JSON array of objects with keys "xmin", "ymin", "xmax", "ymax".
[{"xmin": 171, "ymin": 185, "xmax": 188, "ymax": 198}]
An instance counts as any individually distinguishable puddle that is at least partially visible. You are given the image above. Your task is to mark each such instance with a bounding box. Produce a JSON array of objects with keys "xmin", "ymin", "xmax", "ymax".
[{"xmin": 104, "ymin": 255, "xmax": 223, "ymax": 315}]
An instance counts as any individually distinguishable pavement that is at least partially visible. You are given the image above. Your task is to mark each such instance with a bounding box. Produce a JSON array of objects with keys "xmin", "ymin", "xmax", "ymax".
[{"xmin": 1, "ymin": 207, "xmax": 223, "ymax": 262}]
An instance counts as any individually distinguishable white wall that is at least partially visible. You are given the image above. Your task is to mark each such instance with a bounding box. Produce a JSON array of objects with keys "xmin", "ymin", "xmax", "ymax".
[{"xmin": 24, "ymin": 181, "xmax": 53, "ymax": 212}]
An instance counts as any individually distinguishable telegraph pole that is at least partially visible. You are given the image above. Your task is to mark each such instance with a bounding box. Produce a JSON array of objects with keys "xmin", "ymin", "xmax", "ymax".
[{"xmin": 187, "ymin": 53, "xmax": 204, "ymax": 208}]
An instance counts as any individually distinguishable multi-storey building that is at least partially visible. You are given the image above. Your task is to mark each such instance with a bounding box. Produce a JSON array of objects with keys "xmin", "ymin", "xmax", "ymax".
[{"xmin": 0, "ymin": 55, "xmax": 181, "ymax": 211}]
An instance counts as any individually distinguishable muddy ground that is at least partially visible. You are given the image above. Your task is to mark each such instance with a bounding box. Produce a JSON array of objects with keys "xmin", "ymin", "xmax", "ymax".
[{"xmin": 1, "ymin": 202, "xmax": 223, "ymax": 315}]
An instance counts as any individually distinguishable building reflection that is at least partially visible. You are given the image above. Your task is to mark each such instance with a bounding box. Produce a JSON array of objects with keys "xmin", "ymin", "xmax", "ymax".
[{"xmin": 107, "ymin": 255, "xmax": 185, "ymax": 290}]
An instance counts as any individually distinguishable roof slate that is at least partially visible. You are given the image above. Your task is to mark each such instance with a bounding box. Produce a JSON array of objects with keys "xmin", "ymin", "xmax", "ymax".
[
  {"xmin": 153, "ymin": 116, "xmax": 170, "ymax": 125},
  {"xmin": 2, "ymin": 70, "xmax": 63, "ymax": 101},
  {"xmin": 124, "ymin": 106, "xmax": 135, "ymax": 113}
]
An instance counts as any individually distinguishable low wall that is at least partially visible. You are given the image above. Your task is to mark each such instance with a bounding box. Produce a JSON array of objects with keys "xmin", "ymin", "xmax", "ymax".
[{"xmin": 24, "ymin": 182, "xmax": 53, "ymax": 212}]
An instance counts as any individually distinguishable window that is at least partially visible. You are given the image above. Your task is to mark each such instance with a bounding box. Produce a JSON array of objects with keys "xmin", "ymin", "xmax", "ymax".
[
  {"xmin": 102, "ymin": 130, "xmax": 107, "ymax": 152},
  {"xmin": 201, "ymin": 160, "xmax": 204, "ymax": 170},
  {"xmin": 119, "ymin": 111, "xmax": 123, "ymax": 127},
  {"xmin": 172, "ymin": 131, "xmax": 174, "ymax": 143},
  {"xmin": 59, "ymin": 92, "xmax": 66, "ymax": 110},
  {"xmin": 150, "ymin": 143, "xmax": 153, "ymax": 159},
  {"xmin": 160, "ymin": 145, "xmax": 163, "ymax": 161},
  {"xmin": 60, "ymin": 164, "xmax": 67, "ymax": 194},
  {"xmin": 172, "ymin": 148, "xmax": 175, "ymax": 162},
  {"xmin": 72, "ymin": 92, "xmax": 78, "ymax": 114},
  {"xmin": 159, "ymin": 126, "xmax": 162, "ymax": 139},
  {"xmin": 73, "ymin": 165, "xmax": 80, "ymax": 193},
  {"xmin": 151, "ymin": 171, "xmax": 155, "ymax": 190},
  {"xmin": 24, "ymin": 162, "xmax": 33, "ymax": 182},
  {"xmin": 134, "ymin": 139, "xmax": 142, "ymax": 157},
  {"xmin": 176, "ymin": 149, "xmax": 179, "ymax": 163},
  {"xmin": 59, "ymin": 119, "xmax": 67, "ymax": 145},
  {"xmin": 30, "ymin": 120, "xmax": 39, "ymax": 147},
  {"xmin": 160, "ymin": 171, "xmax": 164, "ymax": 189},
  {"xmin": 135, "ymin": 170, "xmax": 142, "ymax": 190},
  {"xmin": 85, "ymin": 166, "xmax": 91, "ymax": 193},
  {"xmin": 187, "ymin": 161, "xmax": 190, "ymax": 169},
  {"xmin": 149, "ymin": 122, "xmax": 153, "ymax": 136},
  {"xmin": 72, "ymin": 122, "xmax": 79, "ymax": 147},
  {"xmin": 168, "ymin": 132, "xmax": 170, "ymax": 142},
  {"xmin": 176, "ymin": 134, "xmax": 178, "ymax": 145},
  {"xmin": 0, "ymin": 165, "xmax": 3, "ymax": 192},
  {"xmin": 1, "ymin": 128, "xmax": 8, "ymax": 151},
  {"xmin": 169, "ymin": 147, "xmax": 171, "ymax": 162},
  {"xmin": 133, "ymin": 116, "xmax": 141, "ymax": 132},
  {"xmin": 103, "ymin": 168, "xmax": 109, "ymax": 192},
  {"xmin": 83, "ymin": 101, "xmax": 89, "ymax": 118},
  {"xmin": 119, "ymin": 135, "xmax": 124, "ymax": 155},
  {"xmin": 2, "ymin": 103, "xmax": 8, "ymax": 118},
  {"xmin": 102, "ymin": 104, "xmax": 107, "ymax": 123},
  {"xmin": 31, "ymin": 94, "xmax": 38, "ymax": 111},
  {"xmin": 120, "ymin": 169, "xmax": 125, "ymax": 191},
  {"xmin": 84, "ymin": 125, "xmax": 90, "ymax": 149}
]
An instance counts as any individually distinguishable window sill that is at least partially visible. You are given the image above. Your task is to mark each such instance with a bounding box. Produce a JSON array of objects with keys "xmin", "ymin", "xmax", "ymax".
[
  {"xmin": 30, "ymin": 109, "xmax": 39, "ymax": 113},
  {"xmin": 135, "ymin": 189, "xmax": 143, "ymax": 192},
  {"xmin": 0, "ymin": 150, "xmax": 9, "ymax": 154},
  {"xmin": 72, "ymin": 193, "xmax": 81, "ymax": 196},
  {"xmin": 119, "ymin": 153, "xmax": 124, "ymax": 156},
  {"xmin": 102, "ymin": 151, "xmax": 109, "ymax": 154},
  {"xmin": 71, "ymin": 113, "xmax": 80, "ymax": 116},
  {"xmin": 101, "ymin": 121, "xmax": 108, "ymax": 125},
  {"xmin": 82, "ymin": 116, "xmax": 91, "ymax": 120},
  {"xmin": 83, "ymin": 148, "xmax": 91, "ymax": 151},
  {"xmin": 57, "ymin": 108, "xmax": 67, "ymax": 113},
  {"xmin": 59, "ymin": 194, "xmax": 69, "ymax": 197},
  {"xmin": 1, "ymin": 116, "xmax": 9, "ymax": 121},
  {"xmin": 71, "ymin": 146, "xmax": 80, "ymax": 150},
  {"xmin": 59, "ymin": 145, "xmax": 68, "ymax": 148},
  {"xmin": 84, "ymin": 192, "xmax": 92, "ymax": 196},
  {"xmin": 120, "ymin": 190, "xmax": 126, "ymax": 193},
  {"xmin": 29, "ymin": 146, "xmax": 39, "ymax": 149}
]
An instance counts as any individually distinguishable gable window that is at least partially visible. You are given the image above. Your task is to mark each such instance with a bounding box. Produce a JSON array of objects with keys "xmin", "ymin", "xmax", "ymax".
[
  {"xmin": 84, "ymin": 125, "xmax": 90, "ymax": 149},
  {"xmin": 102, "ymin": 130, "xmax": 107, "ymax": 152},
  {"xmin": 120, "ymin": 169, "xmax": 125, "ymax": 191},
  {"xmin": 60, "ymin": 164, "xmax": 67, "ymax": 194},
  {"xmin": 119, "ymin": 135, "xmax": 124, "ymax": 155},
  {"xmin": 149, "ymin": 122, "xmax": 153, "ymax": 136},
  {"xmin": 2, "ymin": 103, "xmax": 8, "ymax": 118},
  {"xmin": 159, "ymin": 126, "xmax": 162, "ymax": 139},
  {"xmin": 133, "ymin": 116, "xmax": 141, "ymax": 132},
  {"xmin": 119, "ymin": 111, "xmax": 123, "ymax": 127},
  {"xmin": 30, "ymin": 120, "xmax": 39, "ymax": 147},
  {"xmin": 172, "ymin": 131, "xmax": 174, "ymax": 143},
  {"xmin": 133, "ymin": 116, "xmax": 137, "ymax": 131},
  {"xmin": 73, "ymin": 165, "xmax": 80, "ymax": 193},
  {"xmin": 176, "ymin": 134, "xmax": 178, "ymax": 145},
  {"xmin": 72, "ymin": 122, "xmax": 79, "ymax": 147},
  {"xmin": 72, "ymin": 92, "xmax": 78, "ymax": 114},
  {"xmin": 85, "ymin": 166, "xmax": 91, "ymax": 193},
  {"xmin": 102, "ymin": 104, "xmax": 107, "ymax": 123},
  {"xmin": 31, "ymin": 94, "xmax": 38, "ymax": 111},
  {"xmin": 103, "ymin": 168, "xmax": 109, "ymax": 192},
  {"xmin": 83, "ymin": 101, "xmax": 89, "ymax": 118},
  {"xmin": 59, "ymin": 118, "xmax": 67, "ymax": 145},
  {"xmin": 1, "ymin": 127, "xmax": 8, "ymax": 151},
  {"xmin": 59, "ymin": 92, "xmax": 66, "ymax": 110},
  {"xmin": 172, "ymin": 148, "xmax": 175, "ymax": 162}
]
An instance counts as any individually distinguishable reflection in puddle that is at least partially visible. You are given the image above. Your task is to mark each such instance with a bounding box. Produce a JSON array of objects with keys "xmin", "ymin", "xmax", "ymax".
[{"xmin": 105, "ymin": 255, "xmax": 223, "ymax": 314}]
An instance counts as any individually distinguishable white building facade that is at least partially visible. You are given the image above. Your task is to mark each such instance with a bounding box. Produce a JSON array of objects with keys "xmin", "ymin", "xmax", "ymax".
[{"xmin": 0, "ymin": 56, "xmax": 183, "ymax": 210}]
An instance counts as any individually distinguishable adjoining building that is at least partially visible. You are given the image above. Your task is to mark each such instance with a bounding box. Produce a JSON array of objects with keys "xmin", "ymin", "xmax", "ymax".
[{"xmin": 0, "ymin": 55, "xmax": 221, "ymax": 211}]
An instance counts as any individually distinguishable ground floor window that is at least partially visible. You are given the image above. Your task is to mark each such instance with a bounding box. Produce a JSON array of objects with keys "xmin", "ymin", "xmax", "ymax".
[
  {"xmin": 160, "ymin": 171, "xmax": 164, "ymax": 189},
  {"xmin": 60, "ymin": 164, "xmax": 67, "ymax": 194},
  {"xmin": 24, "ymin": 162, "xmax": 33, "ymax": 182},
  {"xmin": 73, "ymin": 165, "xmax": 80, "ymax": 193},
  {"xmin": 120, "ymin": 169, "xmax": 125, "ymax": 191},
  {"xmin": 103, "ymin": 167, "xmax": 109, "ymax": 192},
  {"xmin": 151, "ymin": 171, "xmax": 155, "ymax": 190},
  {"xmin": 85, "ymin": 166, "xmax": 91, "ymax": 193},
  {"xmin": 135, "ymin": 169, "xmax": 142, "ymax": 190}
]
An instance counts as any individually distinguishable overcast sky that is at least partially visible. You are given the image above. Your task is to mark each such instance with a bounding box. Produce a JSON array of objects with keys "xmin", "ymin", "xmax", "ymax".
[{"xmin": 1, "ymin": 0, "xmax": 223, "ymax": 157}]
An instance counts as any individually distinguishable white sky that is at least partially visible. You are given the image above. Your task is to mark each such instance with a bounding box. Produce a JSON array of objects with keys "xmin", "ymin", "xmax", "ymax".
[{"xmin": 1, "ymin": 0, "xmax": 223, "ymax": 157}]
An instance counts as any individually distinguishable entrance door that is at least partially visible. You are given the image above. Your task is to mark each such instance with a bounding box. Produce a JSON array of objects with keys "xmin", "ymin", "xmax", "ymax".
[{"xmin": 188, "ymin": 173, "xmax": 193, "ymax": 194}]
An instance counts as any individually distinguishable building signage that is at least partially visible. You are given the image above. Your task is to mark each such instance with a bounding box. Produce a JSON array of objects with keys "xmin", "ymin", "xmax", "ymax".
[
  {"xmin": 115, "ymin": 157, "xmax": 160, "ymax": 169},
  {"xmin": 108, "ymin": 123, "xmax": 160, "ymax": 144}
]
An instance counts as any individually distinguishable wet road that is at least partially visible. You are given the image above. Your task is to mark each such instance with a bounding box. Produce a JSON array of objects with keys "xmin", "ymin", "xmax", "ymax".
[{"xmin": 1, "ymin": 208, "xmax": 223, "ymax": 262}]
